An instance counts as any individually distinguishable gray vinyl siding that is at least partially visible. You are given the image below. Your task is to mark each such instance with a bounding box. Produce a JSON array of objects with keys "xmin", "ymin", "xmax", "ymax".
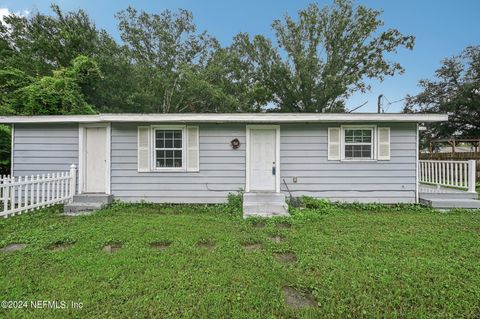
[
  {"xmin": 12, "ymin": 123, "xmax": 79, "ymax": 176},
  {"xmin": 11, "ymin": 121, "xmax": 417, "ymax": 204},
  {"xmin": 111, "ymin": 123, "xmax": 245, "ymax": 203},
  {"xmin": 280, "ymin": 123, "xmax": 417, "ymax": 203}
]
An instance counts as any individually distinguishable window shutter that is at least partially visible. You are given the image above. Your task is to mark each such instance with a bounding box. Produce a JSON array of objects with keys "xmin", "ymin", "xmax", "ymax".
[
  {"xmin": 328, "ymin": 127, "xmax": 341, "ymax": 160},
  {"xmin": 186, "ymin": 126, "xmax": 199, "ymax": 172},
  {"xmin": 138, "ymin": 126, "xmax": 151, "ymax": 172},
  {"xmin": 377, "ymin": 127, "xmax": 390, "ymax": 160}
]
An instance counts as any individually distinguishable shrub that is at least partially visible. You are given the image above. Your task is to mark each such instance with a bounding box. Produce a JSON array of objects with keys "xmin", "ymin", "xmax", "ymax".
[{"xmin": 225, "ymin": 190, "xmax": 244, "ymax": 215}]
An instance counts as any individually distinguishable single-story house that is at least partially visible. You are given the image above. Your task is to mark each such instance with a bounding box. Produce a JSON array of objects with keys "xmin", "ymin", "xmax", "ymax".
[{"xmin": 0, "ymin": 113, "xmax": 448, "ymax": 215}]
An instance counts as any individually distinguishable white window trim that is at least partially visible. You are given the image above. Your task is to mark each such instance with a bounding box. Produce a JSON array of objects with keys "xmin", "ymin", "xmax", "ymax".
[
  {"xmin": 340, "ymin": 125, "xmax": 377, "ymax": 161},
  {"xmin": 151, "ymin": 125, "xmax": 186, "ymax": 172},
  {"xmin": 78, "ymin": 123, "xmax": 111, "ymax": 194}
]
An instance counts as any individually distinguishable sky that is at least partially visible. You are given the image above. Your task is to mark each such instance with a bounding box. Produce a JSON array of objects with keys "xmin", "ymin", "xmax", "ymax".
[{"xmin": 1, "ymin": 0, "xmax": 479, "ymax": 113}]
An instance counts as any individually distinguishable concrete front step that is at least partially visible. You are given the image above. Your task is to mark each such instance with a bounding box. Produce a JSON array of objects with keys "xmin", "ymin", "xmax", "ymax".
[
  {"xmin": 420, "ymin": 198, "xmax": 480, "ymax": 210},
  {"xmin": 63, "ymin": 202, "xmax": 104, "ymax": 215},
  {"xmin": 243, "ymin": 192, "xmax": 289, "ymax": 217},
  {"xmin": 419, "ymin": 192, "xmax": 478, "ymax": 200},
  {"xmin": 73, "ymin": 194, "xmax": 114, "ymax": 204},
  {"xmin": 63, "ymin": 194, "xmax": 113, "ymax": 215}
]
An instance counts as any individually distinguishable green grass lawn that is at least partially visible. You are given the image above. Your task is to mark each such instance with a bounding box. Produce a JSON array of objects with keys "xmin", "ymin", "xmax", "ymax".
[{"xmin": 1, "ymin": 200, "xmax": 480, "ymax": 318}]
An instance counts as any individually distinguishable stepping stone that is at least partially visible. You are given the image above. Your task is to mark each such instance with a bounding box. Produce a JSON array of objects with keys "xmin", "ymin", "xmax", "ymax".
[
  {"xmin": 277, "ymin": 223, "xmax": 292, "ymax": 229},
  {"xmin": 150, "ymin": 241, "xmax": 171, "ymax": 250},
  {"xmin": 0, "ymin": 243, "xmax": 27, "ymax": 252},
  {"xmin": 274, "ymin": 251, "xmax": 297, "ymax": 264},
  {"xmin": 49, "ymin": 242, "xmax": 73, "ymax": 252},
  {"xmin": 268, "ymin": 235, "xmax": 286, "ymax": 243},
  {"xmin": 197, "ymin": 240, "xmax": 215, "ymax": 251},
  {"xmin": 103, "ymin": 243, "xmax": 122, "ymax": 253},
  {"xmin": 252, "ymin": 221, "xmax": 266, "ymax": 228},
  {"xmin": 282, "ymin": 286, "xmax": 316, "ymax": 309},
  {"xmin": 241, "ymin": 242, "xmax": 262, "ymax": 251}
]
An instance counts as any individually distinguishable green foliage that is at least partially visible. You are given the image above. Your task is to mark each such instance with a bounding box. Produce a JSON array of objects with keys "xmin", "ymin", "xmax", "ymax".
[
  {"xmin": 1, "ymin": 204, "xmax": 480, "ymax": 318},
  {"xmin": 9, "ymin": 55, "xmax": 99, "ymax": 115},
  {"xmin": 404, "ymin": 45, "xmax": 480, "ymax": 142},
  {"xmin": 225, "ymin": 190, "xmax": 244, "ymax": 215},
  {"xmin": 0, "ymin": 124, "xmax": 11, "ymax": 174},
  {"xmin": 0, "ymin": 4, "xmax": 100, "ymax": 77},
  {"xmin": 230, "ymin": 0, "xmax": 415, "ymax": 112},
  {"xmin": 0, "ymin": 2, "xmax": 413, "ymax": 114}
]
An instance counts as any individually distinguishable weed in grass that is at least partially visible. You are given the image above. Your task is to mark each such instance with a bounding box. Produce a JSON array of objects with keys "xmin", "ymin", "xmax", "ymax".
[
  {"xmin": 103, "ymin": 243, "xmax": 122, "ymax": 253},
  {"xmin": 273, "ymin": 251, "xmax": 297, "ymax": 264},
  {"xmin": 225, "ymin": 191, "xmax": 244, "ymax": 215},
  {"xmin": 150, "ymin": 241, "xmax": 171, "ymax": 250},
  {"xmin": 0, "ymin": 243, "xmax": 27, "ymax": 252},
  {"xmin": 282, "ymin": 286, "xmax": 316, "ymax": 309}
]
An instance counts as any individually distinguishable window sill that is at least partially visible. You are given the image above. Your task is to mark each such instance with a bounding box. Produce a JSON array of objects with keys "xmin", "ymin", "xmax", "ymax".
[
  {"xmin": 340, "ymin": 159, "xmax": 377, "ymax": 162},
  {"xmin": 151, "ymin": 168, "xmax": 186, "ymax": 172}
]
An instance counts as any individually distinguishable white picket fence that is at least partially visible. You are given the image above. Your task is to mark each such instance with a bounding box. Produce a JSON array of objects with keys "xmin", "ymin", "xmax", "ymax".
[
  {"xmin": 419, "ymin": 160, "xmax": 476, "ymax": 193},
  {"xmin": 0, "ymin": 164, "xmax": 77, "ymax": 218}
]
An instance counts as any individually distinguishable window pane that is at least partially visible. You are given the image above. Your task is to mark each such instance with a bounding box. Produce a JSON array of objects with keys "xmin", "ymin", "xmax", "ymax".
[
  {"xmin": 173, "ymin": 139, "xmax": 181, "ymax": 148},
  {"xmin": 174, "ymin": 131, "xmax": 181, "ymax": 138},
  {"xmin": 156, "ymin": 139, "xmax": 164, "ymax": 148},
  {"xmin": 165, "ymin": 159, "xmax": 173, "ymax": 167},
  {"xmin": 174, "ymin": 158, "xmax": 182, "ymax": 167},
  {"xmin": 156, "ymin": 130, "xmax": 164, "ymax": 139},
  {"xmin": 165, "ymin": 139, "xmax": 173, "ymax": 148},
  {"xmin": 345, "ymin": 130, "xmax": 354, "ymax": 143},
  {"xmin": 345, "ymin": 145, "xmax": 353, "ymax": 158},
  {"xmin": 165, "ymin": 131, "xmax": 173, "ymax": 139},
  {"xmin": 345, "ymin": 144, "xmax": 371, "ymax": 159},
  {"xmin": 166, "ymin": 150, "xmax": 173, "ymax": 158},
  {"xmin": 174, "ymin": 150, "xmax": 182, "ymax": 158}
]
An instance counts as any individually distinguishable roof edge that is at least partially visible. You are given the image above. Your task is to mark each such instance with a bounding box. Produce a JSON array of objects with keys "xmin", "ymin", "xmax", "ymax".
[{"xmin": 0, "ymin": 113, "xmax": 448, "ymax": 124}]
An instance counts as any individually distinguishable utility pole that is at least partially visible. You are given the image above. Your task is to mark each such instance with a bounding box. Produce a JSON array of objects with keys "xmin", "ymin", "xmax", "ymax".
[{"xmin": 377, "ymin": 94, "xmax": 383, "ymax": 113}]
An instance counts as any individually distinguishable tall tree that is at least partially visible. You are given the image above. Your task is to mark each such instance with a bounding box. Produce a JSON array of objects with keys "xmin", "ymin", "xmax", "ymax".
[
  {"xmin": 115, "ymin": 7, "xmax": 219, "ymax": 113},
  {"xmin": 404, "ymin": 46, "xmax": 480, "ymax": 141},
  {"xmin": 0, "ymin": 4, "xmax": 99, "ymax": 76},
  {"xmin": 230, "ymin": 0, "xmax": 415, "ymax": 112}
]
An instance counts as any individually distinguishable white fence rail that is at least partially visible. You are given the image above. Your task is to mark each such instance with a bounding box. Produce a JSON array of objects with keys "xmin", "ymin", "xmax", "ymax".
[
  {"xmin": 0, "ymin": 164, "xmax": 77, "ymax": 218},
  {"xmin": 419, "ymin": 160, "xmax": 476, "ymax": 193}
]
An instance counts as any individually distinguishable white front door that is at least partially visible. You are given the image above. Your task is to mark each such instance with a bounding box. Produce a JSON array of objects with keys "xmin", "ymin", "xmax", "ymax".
[
  {"xmin": 249, "ymin": 128, "xmax": 277, "ymax": 191},
  {"xmin": 84, "ymin": 127, "xmax": 107, "ymax": 193}
]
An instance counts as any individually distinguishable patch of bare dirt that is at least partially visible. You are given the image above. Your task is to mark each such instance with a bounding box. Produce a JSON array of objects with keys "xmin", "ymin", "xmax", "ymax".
[
  {"xmin": 277, "ymin": 223, "xmax": 292, "ymax": 229},
  {"xmin": 0, "ymin": 243, "xmax": 27, "ymax": 252},
  {"xmin": 268, "ymin": 235, "xmax": 286, "ymax": 243},
  {"xmin": 103, "ymin": 243, "xmax": 122, "ymax": 253},
  {"xmin": 282, "ymin": 286, "xmax": 317, "ymax": 309},
  {"xmin": 252, "ymin": 221, "xmax": 266, "ymax": 228},
  {"xmin": 197, "ymin": 240, "xmax": 215, "ymax": 251},
  {"xmin": 274, "ymin": 251, "xmax": 297, "ymax": 264},
  {"xmin": 150, "ymin": 241, "xmax": 171, "ymax": 250},
  {"xmin": 49, "ymin": 242, "xmax": 73, "ymax": 252},
  {"xmin": 241, "ymin": 242, "xmax": 262, "ymax": 251}
]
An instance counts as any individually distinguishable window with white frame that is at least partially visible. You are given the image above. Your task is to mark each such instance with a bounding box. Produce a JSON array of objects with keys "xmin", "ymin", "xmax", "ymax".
[
  {"xmin": 343, "ymin": 127, "xmax": 374, "ymax": 160},
  {"xmin": 154, "ymin": 128, "xmax": 184, "ymax": 169}
]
